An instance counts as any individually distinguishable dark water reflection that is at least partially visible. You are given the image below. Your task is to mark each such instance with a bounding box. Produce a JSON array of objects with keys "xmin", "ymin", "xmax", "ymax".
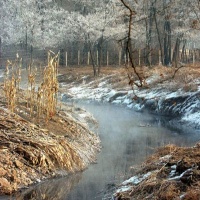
[{"xmin": 3, "ymin": 102, "xmax": 200, "ymax": 200}]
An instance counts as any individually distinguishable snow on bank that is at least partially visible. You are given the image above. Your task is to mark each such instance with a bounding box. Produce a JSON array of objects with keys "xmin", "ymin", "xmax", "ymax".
[
  {"xmin": 122, "ymin": 172, "xmax": 152, "ymax": 185},
  {"xmin": 61, "ymin": 74, "xmax": 200, "ymax": 129},
  {"xmin": 113, "ymin": 171, "xmax": 153, "ymax": 197}
]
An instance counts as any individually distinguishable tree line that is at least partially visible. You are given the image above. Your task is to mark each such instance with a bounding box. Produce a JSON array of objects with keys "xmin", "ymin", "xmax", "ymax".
[{"xmin": 0, "ymin": 0, "xmax": 199, "ymax": 74}]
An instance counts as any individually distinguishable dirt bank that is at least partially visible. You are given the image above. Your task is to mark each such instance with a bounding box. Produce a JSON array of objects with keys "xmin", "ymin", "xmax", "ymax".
[
  {"xmin": 0, "ymin": 85, "xmax": 100, "ymax": 195},
  {"xmin": 58, "ymin": 65, "xmax": 200, "ymax": 128},
  {"xmin": 113, "ymin": 143, "xmax": 200, "ymax": 200}
]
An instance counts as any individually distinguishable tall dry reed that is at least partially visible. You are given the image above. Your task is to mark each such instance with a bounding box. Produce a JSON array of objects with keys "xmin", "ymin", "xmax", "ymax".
[
  {"xmin": 4, "ymin": 51, "xmax": 60, "ymax": 123},
  {"xmin": 3, "ymin": 54, "xmax": 22, "ymax": 112}
]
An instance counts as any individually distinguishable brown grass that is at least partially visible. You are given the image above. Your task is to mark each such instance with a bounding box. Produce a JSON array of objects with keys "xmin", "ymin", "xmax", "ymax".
[
  {"xmin": 0, "ymin": 105, "xmax": 100, "ymax": 194},
  {"xmin": 114, "ymin": 143, "xmax": 200, "ymax": 200}
]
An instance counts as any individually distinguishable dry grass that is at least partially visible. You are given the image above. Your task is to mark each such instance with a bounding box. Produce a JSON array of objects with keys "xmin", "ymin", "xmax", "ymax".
[
  {"xmin": 114, "ymin": 143, "xmax": 200, "ymax": 200},
  {"xmin": 3, "ymin": 54, "xmax": 22, "ymax": 112},
  {"xmin": 142, "ymin": 64, "xmax": 200, "ymax": 92},
  {"xmin": 0, "ymin": 88, "xmax": 100, "ymax": 194}
]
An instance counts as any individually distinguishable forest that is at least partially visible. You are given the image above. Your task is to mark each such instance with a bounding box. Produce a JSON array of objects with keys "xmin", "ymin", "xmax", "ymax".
[{"xmin": 0, "ymin": 0, "xmax": 199, "ymax": 69}]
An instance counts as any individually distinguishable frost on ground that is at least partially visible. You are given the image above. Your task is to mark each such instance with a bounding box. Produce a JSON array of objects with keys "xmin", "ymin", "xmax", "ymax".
[{"xmin": 58, "ymin": 66, "xmax": 200, "ymax": 129}]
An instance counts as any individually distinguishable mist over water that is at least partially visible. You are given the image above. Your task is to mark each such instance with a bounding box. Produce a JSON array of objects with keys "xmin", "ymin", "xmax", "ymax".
[
  {"xmin": 66, "ymin": 102, "xmax": 200, "ymax": 200},
  {"xmin": 5, "ymin": 101, "xmax": 200, "ymax": 200}
]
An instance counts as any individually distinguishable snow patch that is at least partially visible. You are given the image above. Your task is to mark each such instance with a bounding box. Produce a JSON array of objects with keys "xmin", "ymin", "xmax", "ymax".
[
  {"xmin": 115, "ymin": 186, "xmax": 132, "ymax": 193},
  {"xmin": 122, "ymin": 172, "xmax": 152, "ymax": 185},
  {"xmin": 168, "ymin": 168, "xmax": 193, "ymax": 181}
]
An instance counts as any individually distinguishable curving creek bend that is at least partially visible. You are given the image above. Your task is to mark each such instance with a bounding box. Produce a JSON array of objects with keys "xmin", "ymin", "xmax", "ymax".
[{"xmin": 1, "ymin": 100, "xmax": 200, "ymax": 200}]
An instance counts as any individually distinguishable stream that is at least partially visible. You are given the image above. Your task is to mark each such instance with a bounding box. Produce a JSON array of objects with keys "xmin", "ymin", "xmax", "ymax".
[{"xmin": 2, "ymin": 101, "xmax": 200, "ymax": 200}]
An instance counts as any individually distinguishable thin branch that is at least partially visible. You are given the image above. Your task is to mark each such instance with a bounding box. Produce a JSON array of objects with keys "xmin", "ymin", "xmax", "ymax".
[
  {"xmin": 120, "ymin": 0, "xmax": 144, "ymax": 87},
  {"xmin": 172, "ymin": 63, "xmax": 186, "ymax": 79}
]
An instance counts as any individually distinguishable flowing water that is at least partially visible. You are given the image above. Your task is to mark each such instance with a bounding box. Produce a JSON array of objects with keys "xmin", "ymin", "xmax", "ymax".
[{"xmin": 2, "ymin": 101, "xmax": 200, "ymax": 200}]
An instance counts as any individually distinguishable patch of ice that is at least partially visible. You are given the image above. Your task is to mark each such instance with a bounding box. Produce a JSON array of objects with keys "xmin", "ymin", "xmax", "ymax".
[
  {"xmin": 105, "ymin": 90, "xmax": 118, "ymax": 102},
  {"xmin": 69, "ymin": 86, "xmax": 83, "ymax": 94},
  {"xmin": 180, "ymin": 194, "xmax": 186, "ymax": 199},
  {"xmin": 79, "ymin": 113, "xmax": 88, "ymax": 118},
  {"xmin": 116, "ymin": 96, "xmax": 126, "ymax": 100},
  {"xmin": 127, "ymin": 103, "xmax": 134, "ymax": 109},
  {"xmin": 169, "ymin": 170, "xmax": 176, "ymax": 178},
  {"xmin": 171, "ymin": 165, "xmax": 177, "ymax": 170},
  {"xmin": 107, "ymin": 90, "xmax": 116, "ymax": 96},
  {"xmin": 127, "ymin": 90, "xmax": 134, "ymax": 95},
  {"xmin": 36, "ymin": 179, "xmax": 41, "ymax": 183},
  {"xmin": 169, "ymin": 164, "xmax": 176, "ymax": 178},
  {"xmin": 146, "ymin": 74, "xmax": 160, "ymax": 84},
  {"xmin": 122, "ymin": 172, "xmax": 152, "ymax": 185},
  {"xmin": 165, "ymin": 92, "xmax": 179, "ymax": 99}
]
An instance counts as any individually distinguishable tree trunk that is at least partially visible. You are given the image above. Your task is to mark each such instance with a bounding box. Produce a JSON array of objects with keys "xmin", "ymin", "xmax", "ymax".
[
  {"xmin": 172, "ymin": 35, "xmax": 182, "ymax": 67},
  {"xmin": 145, "ymin": 2, "xmax": 154, "ymax": 66},
  {"xmin": 89, "ymin": 48, "xmax": 96, "ymax": 76},
  {"xmin": 87, "ymin": 34, "xmax": 97, "ymax": 76},
  {"xmin": 153, "ymin": 1, "xmax": 163, "ymax": 65},
  {"xmin": 26, "ymin": 26, "xmax": 28, "ymax": 70},
  {"xmin": 163, "ymin": 19, "xmax": 171, "ymax": 66},
  {"xmin": 181, "ymin": 39, "xmax": 187, "ymax": 62},
  {"xmin": 97, "ymin": 35, "xmax": 104, "ymax": 76}
]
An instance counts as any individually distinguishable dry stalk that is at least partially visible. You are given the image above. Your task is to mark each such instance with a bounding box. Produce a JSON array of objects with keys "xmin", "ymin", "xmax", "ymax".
[
  {"xmin": 3, "ymin": 51, "xmax": 60, "ymax": 124},
  {"xmin": 3, "ymin": 54, "xmax": 22, "ymax": 112},
  {"xmin": 27, "ymin": 65, "xmax": 37, "ymax": 117}
]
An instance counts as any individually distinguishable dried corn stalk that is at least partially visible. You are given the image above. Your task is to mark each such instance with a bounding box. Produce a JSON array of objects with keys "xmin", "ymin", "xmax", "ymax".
[
  {"xmin": 3, "ymin": 54, "xmax": 22, "ymax": 112},
  {"xmin": 3, "ymin": 51, "xmax": 60, "ymax": 123}
]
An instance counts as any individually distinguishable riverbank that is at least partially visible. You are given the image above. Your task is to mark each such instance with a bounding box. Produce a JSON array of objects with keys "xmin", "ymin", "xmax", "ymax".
[
  {"xmin": 0, "ymin": 85, "xmax": 100, "ymax": 195},
  {"xmin": 58, "ymin": 65, "xmax": 200, "ymax": 129},
  {"xmin": 112, "ymin": 143, "xmax": 200, "ymax": 199},
  {"xmin": 58, "ymin": 65, "xmax": 200, "ymax": 199},
  {"xmin": 1, "ymin": 64, "xmax": 199, "ymax": 198}
]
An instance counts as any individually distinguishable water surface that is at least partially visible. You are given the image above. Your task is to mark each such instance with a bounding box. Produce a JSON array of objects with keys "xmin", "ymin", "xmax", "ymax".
[{"xmin": 4, "ymin": 101, "xmax": 200, "ymax": 200}]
